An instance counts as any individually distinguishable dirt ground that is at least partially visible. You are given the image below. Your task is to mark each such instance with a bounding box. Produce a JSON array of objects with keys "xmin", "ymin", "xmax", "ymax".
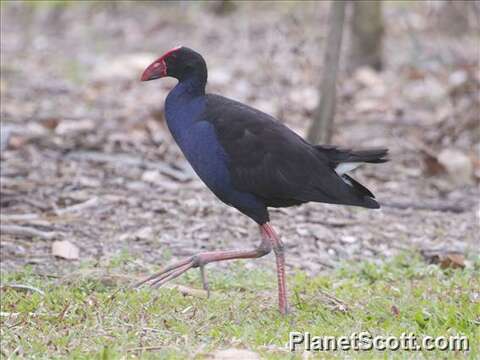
[{"xmin": 1, "ymin": 2, "xmax": 478, "ymax": 277}]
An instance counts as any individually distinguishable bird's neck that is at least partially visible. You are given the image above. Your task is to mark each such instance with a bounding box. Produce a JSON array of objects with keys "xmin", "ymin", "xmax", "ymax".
[
  {"xmin": 166, "ymin": 76, "xmax": 206, "ymax": 109},
  {"xmin": 175, "ymin": 74, "xmax": 206, "ymax": 97},
  {"xmin": 165, "ymin": 75, "xmax": 207, "ymax": 140}
]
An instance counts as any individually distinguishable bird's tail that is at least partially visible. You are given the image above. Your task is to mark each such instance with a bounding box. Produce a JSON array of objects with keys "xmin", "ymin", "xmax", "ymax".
[
  {"xmin": 315, "ymin": 146, "xmax": 389, "ymax": 175},
  {"xmin": 313, "ymin": 145, "xmax": 389, "ymax": 209}
]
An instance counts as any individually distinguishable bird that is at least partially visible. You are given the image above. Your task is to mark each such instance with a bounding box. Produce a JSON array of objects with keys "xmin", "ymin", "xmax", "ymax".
[{"xmin": 137, "ymin": 46, "xmax": 388, "ymax": 314}]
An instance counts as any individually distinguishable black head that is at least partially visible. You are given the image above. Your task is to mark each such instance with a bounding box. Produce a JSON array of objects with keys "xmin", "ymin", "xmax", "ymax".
[{"xmin": 141, "ymin": 46, "xmax": 207, "ymax": 83}]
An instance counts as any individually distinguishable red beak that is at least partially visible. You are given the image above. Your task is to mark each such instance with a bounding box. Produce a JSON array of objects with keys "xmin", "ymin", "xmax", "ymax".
[
  {"xmin": 141, "ymin": 59, "xmax": 167, "ymax": 81},
  {"xmin": 141, "ymin": 46, "xmax": 182, "ymax": 81}
]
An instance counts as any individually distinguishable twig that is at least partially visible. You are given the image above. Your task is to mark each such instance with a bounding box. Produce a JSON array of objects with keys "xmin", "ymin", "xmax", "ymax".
[
  {"xmin": 55, "ymin": 197, "xmax": 99, "ymax": 215},
  {"xmin": 23, "ymin": 198, "xmax": 52, "ymax": 211},
  {"xmin": 316, "ymin": 260, "xmax": 335, "ymax": 269},
  {"xmin": 308, "ymin": 219, "xmax": 361, "ymax": 227},
  {"xmin": 57, "ymin": 302, "xmax": 70, "ymax": 321},
  {"xmin": 66, "ymin": 151, "xmax": 192, "ymax": 182},
  {"xmin": 1, "ymin": 213, "xmax": 40, "ymax": 221},
  {"xmin": 317, "ymin": 288, "xmax": 349, "ymax": 312},
  {"xmin": 0, "ymin": 284, "xmax": 45, "ymax": 296},
  {"xmin": 380, "ymin": 200, "xmax": 468, "ymax": 213},
  {"xmin": 34, "ymin": 272, "xmax": 60, "ymax": 279},
  {"xmin": 0, "ymin": 225, "xmax": 58, "ymax": 240},
  {"xmin": 126, "ymin": 346, "xmax": 169, "ymax": 353}
]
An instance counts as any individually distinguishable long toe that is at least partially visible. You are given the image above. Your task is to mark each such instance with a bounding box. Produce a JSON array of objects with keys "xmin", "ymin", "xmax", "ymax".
[{"xmin": 133, "ymin": 256, "xmax": 195, "ymax": 289}]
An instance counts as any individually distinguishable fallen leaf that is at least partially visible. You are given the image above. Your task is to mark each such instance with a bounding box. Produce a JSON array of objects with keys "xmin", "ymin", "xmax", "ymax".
[
  {"xmin": 40, "ymin": 117, "xmax": 61, "ymax": 130},
  {"xmin": 52, "ymin": 240, "xmax": 79, "ymax": 260},
  {"xmin": 439, "ymin": 254, "xmax": 466, "ymax": 269},
  {"xmin": 420, "ymin": 249, "xmax": 465, "ymax": 269},
  {"xmin": 423, "ymin": 152, "xmax": 446, "ymax": 176}
]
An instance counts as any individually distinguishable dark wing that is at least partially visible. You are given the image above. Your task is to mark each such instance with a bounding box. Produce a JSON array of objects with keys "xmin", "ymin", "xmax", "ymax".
[{"xmin": 205, "ymin": 94, "xmax": 378, "ymax": 209}]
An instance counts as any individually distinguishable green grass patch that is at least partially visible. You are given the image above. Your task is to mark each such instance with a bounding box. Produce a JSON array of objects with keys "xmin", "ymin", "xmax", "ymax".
[{"xmin": 1, "ymin": 253, "xmax": 478, "ymax": 359}]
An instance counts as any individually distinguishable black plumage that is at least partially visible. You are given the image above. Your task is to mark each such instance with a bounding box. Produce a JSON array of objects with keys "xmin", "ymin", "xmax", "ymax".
[
  {"xmin": 204, "ymin": 94, "xmax": 387, "ymax": 216},
  {"xmin": 138, "ymin": 46, "xmax": 389, "ymax": 314}
]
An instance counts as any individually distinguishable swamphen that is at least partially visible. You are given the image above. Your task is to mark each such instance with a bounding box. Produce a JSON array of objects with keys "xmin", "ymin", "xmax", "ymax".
[{"xmin": 137, "ymin": 46, "xmax": 388, "ymax": 314}]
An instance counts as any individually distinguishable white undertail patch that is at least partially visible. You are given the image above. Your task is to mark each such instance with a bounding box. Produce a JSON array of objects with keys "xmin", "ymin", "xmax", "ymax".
[{"xmin": 335, "ymin": 162, "xmax": 361, "ymax": 176}]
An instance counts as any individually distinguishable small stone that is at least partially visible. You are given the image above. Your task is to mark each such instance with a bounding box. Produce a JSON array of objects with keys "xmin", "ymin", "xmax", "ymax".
[
  {"xmin": 437, "ymin": 148, "xmax": 473, "ymax": 186},
  {"xmin": 134, "ymin": 227, "xmax": 154, "ymax": 241},
  {"xmin": 142, "ymin": 170, "xmax": 162, "ymax": 184},
  {"xmin": 52, "ymin": 240, "xmax": 79, "ymax": 260},
  {"xmin": 449, "ymin": 70, "xmax": 468, "ymax": 88},
  {"xmin": 296, "ymin": 227, "xmax": 310, "ymax": 236},
  {"xmin": 341, "ymin": 235, "xmax": 357, "ymax": 244}
]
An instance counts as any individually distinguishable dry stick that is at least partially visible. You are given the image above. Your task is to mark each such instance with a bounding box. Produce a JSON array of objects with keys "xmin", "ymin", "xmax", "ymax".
[
  {"xmin": 317, "ymin": 288, "xmax": 349, "ymax": 311},
  {"xmin": 307, "ymin": 0, "xmax": 346, "ymax": 144},
  {"xmin": 0, "ymin": 225, "xmax": 58, "ymax": 240},
  {"xmin": 308, "ymin": 219, "xmax": 361, "ymax": 227},
  {"xmin": 0, "ymin": 284, "xmax": 45, "ymax": 296},
  {"xmin": 57, "ymin": 302, "xmax": 70, "ymax": 321},
  {"xmin": 127, "ymin": 346, "xmax": 172, "ymax": 353},
  {"xmin": 1, "ymin": 213, "xmax": 40, "ymax": 221},
  {"xmin": 380, "ymin": 201, "xmax": 468, "ymax": 213},
  {"xmin": 55, "ymin": 197, "xmax": 99, "ymax": 215},
  {"xmin": 316, "ymin": 260, "xmax": 335, "ymax": 269},
  {"xmin": 66, "ymin": 151, "xmax": 192, "ymax": 182}
]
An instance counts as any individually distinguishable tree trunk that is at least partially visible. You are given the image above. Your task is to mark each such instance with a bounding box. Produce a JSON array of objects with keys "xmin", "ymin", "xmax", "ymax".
[
  {"xmin": 347, "ymin": 0, "xmax": 384, "ymax": 72},
  {"xmin": 210, "ymin": 0, "xmax": 236, "ymax": 15},
  {"xmin": 307, "ymin": 0, "xmax": 346, "ymax": 145}
]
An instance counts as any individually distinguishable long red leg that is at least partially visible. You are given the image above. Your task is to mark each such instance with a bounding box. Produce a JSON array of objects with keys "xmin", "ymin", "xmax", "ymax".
[
  {"xmin": 261, "ymin": 223, "xmax": 288, "ymax": 314},
  {"xmin": 134, "ymin": 223, "xmax": 288, "ymax": 315},
  {"xmin": 133, "ymin": 235, "xmax": 272, "ymax": 289}
]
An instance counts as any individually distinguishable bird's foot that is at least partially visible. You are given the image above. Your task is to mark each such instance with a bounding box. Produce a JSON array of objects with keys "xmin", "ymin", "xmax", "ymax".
[
  {"xmin": 133, "ymin": 247, "xmax": 270, "ymax": 291},
  {"xmin": 133, "ymin": 255, "xmax": 202, "ymax": 289},
  {"xmin": 132, "ymin": 228, "xmax": 290, "ymax": 315}
]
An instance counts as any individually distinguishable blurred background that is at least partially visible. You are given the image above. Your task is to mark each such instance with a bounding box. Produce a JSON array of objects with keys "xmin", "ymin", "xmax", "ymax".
[{"xmin": 1, "ymin": 1, "xmax": 479, "ymax": 274}]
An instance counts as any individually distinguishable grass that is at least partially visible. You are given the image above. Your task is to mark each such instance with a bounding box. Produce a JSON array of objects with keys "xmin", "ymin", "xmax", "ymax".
[{"xmin": 1, "ymin": 253, "xmax": 478, "ymax": 359}]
